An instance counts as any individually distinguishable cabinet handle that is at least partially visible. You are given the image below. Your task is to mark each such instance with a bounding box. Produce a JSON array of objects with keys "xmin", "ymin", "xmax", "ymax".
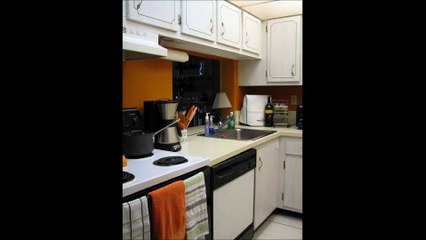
[
  {"xmin": 221, "ymin": 22, "xmax": 226, "ymax": 36},
  {"xmin": 210, "ymin": 18, "xmax": 214, "ymax": 33},
  {"xmin": 259, "ymin": 157, "xmax": 263, "ymax": 171},
  {"xmin": 245, "ymin": 32, "xmax": 249, "ymax": 44},
  {"xmin": 291, "ymin": 64, "xmax": 295, "ymax": 76}
]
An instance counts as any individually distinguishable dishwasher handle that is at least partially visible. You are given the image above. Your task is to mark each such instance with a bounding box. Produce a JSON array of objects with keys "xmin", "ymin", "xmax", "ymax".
[
  {"xmin": 215, "ymin": 167, "xmax": 235, "ymax": 179},
  {"xmin": 212, "ymin": 149, "xmax": 256, "ymax": 190}
]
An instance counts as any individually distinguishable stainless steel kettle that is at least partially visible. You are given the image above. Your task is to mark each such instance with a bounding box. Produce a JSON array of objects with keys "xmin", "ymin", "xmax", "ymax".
[{"xmin": 154, "ymin": 101, "xmax": 182, "ymax": 152}]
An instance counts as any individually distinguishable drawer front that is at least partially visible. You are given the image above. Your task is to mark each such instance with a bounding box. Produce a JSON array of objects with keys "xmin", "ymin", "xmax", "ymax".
[{"xmin": 285, "ymin": 138, "xmax": 302, "ymax": 156}]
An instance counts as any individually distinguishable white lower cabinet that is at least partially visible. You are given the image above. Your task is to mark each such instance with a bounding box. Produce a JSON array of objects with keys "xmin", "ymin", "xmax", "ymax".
[
  {"xmin": 254, "ymin": 138, "xmax": 280, "ymax": 229},
  {"xmin": 278, "ymin": 137, "xmax": 303, "ymax": 213}
]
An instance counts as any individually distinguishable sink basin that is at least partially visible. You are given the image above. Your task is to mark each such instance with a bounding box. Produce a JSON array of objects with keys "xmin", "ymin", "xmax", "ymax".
[{"xmin": 198, "ymin": 128, "xmax": 276, "ymax": 141}]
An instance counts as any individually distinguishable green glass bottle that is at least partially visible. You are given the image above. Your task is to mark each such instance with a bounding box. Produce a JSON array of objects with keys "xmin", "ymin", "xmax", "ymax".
[{"xmin": 264, "ymin": 96, "xmax": 274, "ymax": 127}]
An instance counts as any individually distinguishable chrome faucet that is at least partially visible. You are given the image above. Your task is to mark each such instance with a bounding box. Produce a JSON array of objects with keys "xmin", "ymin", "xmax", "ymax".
[{"xmin": 218, "ymin": 118, "xmax": 229, "ymax": 131}]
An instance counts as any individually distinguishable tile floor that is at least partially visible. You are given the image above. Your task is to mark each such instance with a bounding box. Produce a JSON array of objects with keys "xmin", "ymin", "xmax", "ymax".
[{"xmin": 253, "ymin": 210, "xmax": 303, "ymax": 239}]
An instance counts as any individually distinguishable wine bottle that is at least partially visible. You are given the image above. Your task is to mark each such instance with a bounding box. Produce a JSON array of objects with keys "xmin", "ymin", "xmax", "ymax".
[{"xmin": 264, "ymin": 96, "xmax": 274, "ymax": 127}]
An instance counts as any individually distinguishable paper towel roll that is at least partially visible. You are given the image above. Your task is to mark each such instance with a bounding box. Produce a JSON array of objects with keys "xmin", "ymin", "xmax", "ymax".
[{"xmin": 234, "ymin": 110, "xmax": 240, "ymax": 126}]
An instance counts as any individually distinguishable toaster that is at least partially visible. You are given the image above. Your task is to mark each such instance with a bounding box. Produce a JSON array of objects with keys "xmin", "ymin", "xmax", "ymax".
[{"xmin": 240, "ymin": 95, "xmax": 270, "ymax": 126}]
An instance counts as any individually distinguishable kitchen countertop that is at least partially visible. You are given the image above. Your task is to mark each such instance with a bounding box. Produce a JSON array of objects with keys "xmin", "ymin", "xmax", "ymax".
[{"xmin": 179, "ymin": 124, "xmax": 302, "ymax": 166}]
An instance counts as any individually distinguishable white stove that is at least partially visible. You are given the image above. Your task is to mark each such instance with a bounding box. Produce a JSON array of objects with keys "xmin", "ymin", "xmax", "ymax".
[{"xmin": 123, "ymin": 149, "xmax": 210, "ymax": 197}]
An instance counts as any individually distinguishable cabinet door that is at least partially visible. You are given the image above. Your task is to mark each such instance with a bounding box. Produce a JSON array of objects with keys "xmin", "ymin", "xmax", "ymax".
[
  {"xmin": 242, "ymin": 11, "xmax": 261, "ymax": 54},
  {"xmin": 254, "ymin": 139, "xmax": 280, "ymax": 229},
  {"xmin": 279, "ymin": 137, "xmax": 303, "ymax": 213},
  {"xmin": 217, "ymin": 0, "xmax": 241, "ymax": 49},
  {"xmin": 181, "ymin": 0, "xmax": 216, "ymax": 42},
  {"xmin": 284, "ymin": 155, "xmax": 303, "ymax": 212},
  {"xmin": 267, "ymin": 16, "xmax": 301, "ymax": 84},
  {"xmin": 126, "ymin": 0, "xmax": 180, "ymax": 32}
]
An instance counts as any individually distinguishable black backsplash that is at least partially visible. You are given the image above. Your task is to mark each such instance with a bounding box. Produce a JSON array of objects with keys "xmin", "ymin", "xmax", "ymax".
[{"xmin": 173, "ymin": 55, "xmax": 220, "ymax": 126}]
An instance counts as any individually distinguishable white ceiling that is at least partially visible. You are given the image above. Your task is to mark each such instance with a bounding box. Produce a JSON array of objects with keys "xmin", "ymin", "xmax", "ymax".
[{"xmin": 228, "ymin": 0, "xmax": 302, "ymax": 20}]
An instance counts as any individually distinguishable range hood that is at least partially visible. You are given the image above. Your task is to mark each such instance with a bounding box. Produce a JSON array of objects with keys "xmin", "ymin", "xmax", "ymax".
[{"xmin": 123, "ymin": 31, "xmax": 167, "ymax": 61}]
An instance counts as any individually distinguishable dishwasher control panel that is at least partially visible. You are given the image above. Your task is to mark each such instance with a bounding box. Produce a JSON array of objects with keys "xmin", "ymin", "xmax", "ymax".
[{"xmin": 211, "ymin": 148, "xmax": 256, "ymax": 190}]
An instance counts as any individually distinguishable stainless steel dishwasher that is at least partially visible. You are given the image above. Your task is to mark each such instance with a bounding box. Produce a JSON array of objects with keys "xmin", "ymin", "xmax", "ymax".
[{"xmin": 212, "ymin": 148, "xmax": 256, "ymax": 239}]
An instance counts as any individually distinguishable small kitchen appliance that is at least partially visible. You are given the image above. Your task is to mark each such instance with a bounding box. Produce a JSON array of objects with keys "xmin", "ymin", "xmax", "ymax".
[
  {"xmin": 239, "ymin": 95, "xmax": 270, "ymax": 126},
  {"xmin": 122, "ymin": 108, "xmax": 153, "ymax": 158},
  {"xmin": 273, "ymin": 100, "xmax": 289, "ymax": 127},
  {"xmin": 122, "ymin": 108, "xmax": 143, "ymax": 132},
  {"xmin": 144, "ymin": 100, "xmax": 182, "ymax": 152},
  {"xmin": 296, "ymin": 105, "xmax": 303, "ymax": 129}
]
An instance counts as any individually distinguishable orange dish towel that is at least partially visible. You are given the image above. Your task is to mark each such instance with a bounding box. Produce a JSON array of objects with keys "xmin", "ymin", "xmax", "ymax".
[{"xmin": 149, "ymin": 181, "xmax": 186, "ymax": 240}]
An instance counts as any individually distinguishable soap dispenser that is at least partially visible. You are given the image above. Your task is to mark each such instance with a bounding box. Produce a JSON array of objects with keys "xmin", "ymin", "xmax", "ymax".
[
  {"xmin": 204, "ymin": 113, "xmax": 210, "ymax": 136},
  {"xmin": 209, "ymin": 115, "xmax": 215, "ymax": 135}
]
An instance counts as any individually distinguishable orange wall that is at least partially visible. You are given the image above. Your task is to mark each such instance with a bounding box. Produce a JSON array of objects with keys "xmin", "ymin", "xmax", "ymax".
[
  {"xmin": 122, "ymin": 59, "xmax": 172, "ymax": 112},
  {"xmin": 222, "ymin": 59, "xmax": 242, "ymax": 117}
]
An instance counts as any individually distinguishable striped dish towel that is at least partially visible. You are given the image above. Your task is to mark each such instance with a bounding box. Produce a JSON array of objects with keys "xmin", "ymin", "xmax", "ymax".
[
  {"xmin": 184, "ymin": 172, "xmax": 209, "ymax": 240},
  {"xmin": 122, "ymin": 196, "xmax": 150, "ymax": 240}
]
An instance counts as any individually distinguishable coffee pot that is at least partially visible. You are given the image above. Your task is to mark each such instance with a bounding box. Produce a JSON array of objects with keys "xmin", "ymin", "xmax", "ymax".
[{"xmin": 144, "ymin": 100, "xmax": 182, "ymax": 152}]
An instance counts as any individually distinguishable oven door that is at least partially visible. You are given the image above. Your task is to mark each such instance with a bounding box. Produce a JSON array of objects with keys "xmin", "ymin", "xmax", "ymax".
[{"xmin": 123, "ymin": 166, "xmax": 212, "ymax": 240}]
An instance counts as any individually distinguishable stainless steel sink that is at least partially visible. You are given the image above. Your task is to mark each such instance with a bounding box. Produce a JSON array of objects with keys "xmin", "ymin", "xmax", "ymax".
[{"xmin": 198, "ymin": 128, "xmax": 276, "ymax": 141}]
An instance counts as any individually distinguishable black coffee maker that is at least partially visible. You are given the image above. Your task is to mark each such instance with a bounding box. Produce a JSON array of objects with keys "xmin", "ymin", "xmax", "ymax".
[
  {"xmin": 296, "ymin": 105, "xmax": 303, "ymax": 130},
  {"xmin": 144, "ymin": 100, "xmax": 182, "ymax": 152},
  {"xmin": 122, "ymin": 108, "xmax": 143, "ymax": 132}
]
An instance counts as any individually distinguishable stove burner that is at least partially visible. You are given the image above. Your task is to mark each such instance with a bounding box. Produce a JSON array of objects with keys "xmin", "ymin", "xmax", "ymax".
[
  {"xmin": 125, "ymin": 152, "xmax": 154, "ymax": 159},
  {"xmin": 123, "ymin": 171, "xmax": 135, "ymax": 184},
  {"xmin": 153, "ymin": 156, "xmax": 189, "ymax": 166}
]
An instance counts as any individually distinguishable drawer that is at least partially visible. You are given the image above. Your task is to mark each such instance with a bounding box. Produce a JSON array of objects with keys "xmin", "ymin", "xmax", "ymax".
[{"xmin": 285, "ymin": 138, "xmax": 302, "ymax": 156}]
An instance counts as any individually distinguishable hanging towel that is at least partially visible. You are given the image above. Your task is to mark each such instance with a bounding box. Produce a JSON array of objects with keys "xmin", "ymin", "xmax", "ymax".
[
  {"xmin": 184, "ymin": 172, "xmax": 209, "ymax": 240},
  {"xmin": 149, "ymin": 181, "xmax": 186, "ymax": 240},
  {"xmin": 122, "ymin": 196, "xmax": 150, "ymax": 240}
]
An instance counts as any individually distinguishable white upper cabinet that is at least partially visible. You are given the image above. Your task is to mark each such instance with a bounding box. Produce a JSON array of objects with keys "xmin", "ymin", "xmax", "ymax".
[
  {"xmin": 181, "ymin": 0, "xmax": 216, "ymax": 42},
  {"xmin": 123, "ymin": 0, "xmax": 261, "ymax": 60},
  {"xmin": 242, "ymin": 11, "xmax": 261, "ymax": 54},
  {"xmin": 267, "ymin": 16, "xmax": 302, "ymax": 84},
  {"xmin": 217, "ymin": 0, "xmax": 242, "ymax": 49},
  {"xmin": 126, "ymin": 0, "xmax": 180, "ymax": 32}
]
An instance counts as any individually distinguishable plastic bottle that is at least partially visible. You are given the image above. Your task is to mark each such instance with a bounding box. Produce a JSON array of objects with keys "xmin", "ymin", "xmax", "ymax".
[
  {"xmin": 204, "ymin": 113, "xmax": 210, "ymax": 136},
  {"xmin": 209, "ymin": 115, "xmax": 215, "ymax": 135},
  {"xmin": 227, "ymin": 112, "xmax": 235, "ymax": 129}
]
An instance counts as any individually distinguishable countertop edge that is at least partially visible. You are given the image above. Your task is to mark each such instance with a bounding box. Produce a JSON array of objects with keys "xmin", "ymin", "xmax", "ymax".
[{"xmin": 206, "ymin": 130, "xmax": 301, "ymax": 166}]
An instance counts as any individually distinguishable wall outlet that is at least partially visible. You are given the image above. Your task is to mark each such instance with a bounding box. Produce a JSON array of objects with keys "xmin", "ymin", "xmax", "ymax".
[{"xmin": 290, "ymin": 95, "xmax": 297, "ymax": 105}]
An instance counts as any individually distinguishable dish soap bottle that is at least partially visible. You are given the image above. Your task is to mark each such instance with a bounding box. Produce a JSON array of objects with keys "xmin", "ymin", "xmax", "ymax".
[
  {"xmin": 227, "ymin": 112, "xmax": 235, "ymax": 129},
  {"xmin": 204, "ymin": 113, "xmax": 210, "ymax": 136}
]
